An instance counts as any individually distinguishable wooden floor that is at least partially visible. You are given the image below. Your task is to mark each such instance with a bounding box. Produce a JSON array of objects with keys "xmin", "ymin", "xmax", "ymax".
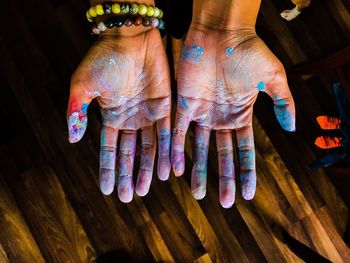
[{"xmin": 0, "ymin": 0, "xmax": 350, "ymax": 262}]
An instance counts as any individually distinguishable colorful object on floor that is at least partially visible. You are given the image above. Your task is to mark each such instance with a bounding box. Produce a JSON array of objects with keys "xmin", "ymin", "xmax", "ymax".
[
  {"xmin": 86, "ymin": 2, "xmax": 163, "ymax": 23},
  {"xmin": 310, "ymin": 82, "xmax": 350, "ymax": 170}
]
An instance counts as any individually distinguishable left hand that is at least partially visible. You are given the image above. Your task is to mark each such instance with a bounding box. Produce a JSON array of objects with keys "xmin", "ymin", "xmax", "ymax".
[
  {"xmin": 67, "ymin": 28, "xmax": 171, "ymax": 203},
  {"xmin": 172, "ymin": 26, "xmax": 295, "ymax": 208}
]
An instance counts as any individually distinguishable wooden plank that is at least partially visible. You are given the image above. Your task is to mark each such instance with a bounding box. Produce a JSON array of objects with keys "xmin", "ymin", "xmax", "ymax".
[
  {"xmin": 0, "ymin": 145, "xmax": 95, "ymax": 263},
  {"xmin": 127, "ymin": 196, "xmax": 175, "ymax": 262},
  {"xmin": 0, "ymin": 243, "xmax": 9, "ymax": 263},
  {"xmin": 0, "ymin": 173, "xmax": 45, "ymax": 263}
]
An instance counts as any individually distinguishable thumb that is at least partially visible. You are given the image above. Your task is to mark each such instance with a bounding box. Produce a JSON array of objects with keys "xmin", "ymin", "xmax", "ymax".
[
  {"xmin": 67, "ymin": 82, "xmax": 96, "ymax": 143},
  {"xmin": 262, "ymin": 70, "xmax": 296, "ymax": 132}
]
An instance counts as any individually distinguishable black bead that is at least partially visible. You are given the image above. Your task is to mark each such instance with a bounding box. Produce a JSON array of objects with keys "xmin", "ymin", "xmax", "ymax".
[
  {"xmin": 114, "ymin": 18, "xmax": 124, "ymax": 27},
  {"xmin": 142, "ymin": 17, "xmax": 150, "ymax": 27},
  {"xmin": 105, "ymin": 19, "xmax": 114, "ymax": 28},
  {"xmin": 103, "ymin": 3, "xmax": 112, "ymax": 15}
]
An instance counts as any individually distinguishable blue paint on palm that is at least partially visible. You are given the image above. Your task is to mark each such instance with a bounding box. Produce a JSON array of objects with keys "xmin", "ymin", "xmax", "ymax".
[
  {"xmin": 181, "ymin": 45, "xmax": 204, "ymax": 62},
  {"xmin": 180, "ymin": 97, "xmax": 189, "ymax": 110},
  {"xmin": 81, "ymin": 103, "xmax": 89, "ymax": 114},
  {"xmin": 257, "ymin": 81, "xmax": 265, "ymax": 91},
  {"xmin": 225, "ymin": 47, "xmax": 235, "ymax": 57}
]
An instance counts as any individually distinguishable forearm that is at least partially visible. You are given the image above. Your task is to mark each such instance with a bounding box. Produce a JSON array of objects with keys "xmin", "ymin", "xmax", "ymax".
[{"xmin": 192, "ymin": 0, "xmax": 261, "ymax": 31}]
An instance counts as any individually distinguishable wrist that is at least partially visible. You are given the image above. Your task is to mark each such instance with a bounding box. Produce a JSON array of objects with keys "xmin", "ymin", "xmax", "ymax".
[{"xmin": 192, "ymin": 0, "xmax": 261, "ymax": 31}]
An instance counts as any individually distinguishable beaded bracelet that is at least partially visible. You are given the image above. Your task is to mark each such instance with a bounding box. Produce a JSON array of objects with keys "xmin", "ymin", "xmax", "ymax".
[
  {"xmin": 86, "ymin": 2, "xmax": 163, "ymax": 23},
  {"xmin": 91, "ymin": 15, "xmax": 165, "ymax": 34}
]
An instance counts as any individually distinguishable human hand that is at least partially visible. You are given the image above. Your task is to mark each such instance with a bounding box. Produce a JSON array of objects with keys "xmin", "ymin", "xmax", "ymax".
[
  {"xmin": 67, "ymin": 28, "xmax": 171, "ymax": 203},
  {"xmin": 172, "ymin": 25, "xmax": 295, "ymax": 208}
]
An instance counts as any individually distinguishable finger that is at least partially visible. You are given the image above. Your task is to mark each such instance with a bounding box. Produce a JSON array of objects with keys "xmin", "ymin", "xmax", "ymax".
[
  {"xmin": 99, "ymin": 125, "xmax": 118, "ymax": 195},
  {"xmin": 118, "ymin": 130, "xmax": 137, "ymax": 203},
  {"xmin": 261, "ymin": 71, "xmax": 296, "ymax": 132},
  {"xmin": 157, "ymin": 116, "xmax": 171, "ymax": 181},
  {"xmin": 171, "ymin": 111, "xmax": 190, "ymax": 177},
  {"xmin": 191, "ymin": 125, "xmax": 211, "ymax": 200},
  {"xmin": 136, "ymin": 126, "xmax": 156, "ymax": 197},
  {"xmin": 216, "ymin": 130, "xmax": 235, "ymax": 208},
  {"xmin": 236, "ymin": 125, "xmax": 256, "ymax": 200},
  {"xmin": 67, "ymin": 82, "xmax": 97, "ymax": 143}
]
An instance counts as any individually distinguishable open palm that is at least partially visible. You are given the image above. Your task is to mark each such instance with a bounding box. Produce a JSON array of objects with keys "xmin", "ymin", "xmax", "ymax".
[
  {"xmin": 67, "ymin": 29, "xmax": 171, "ymax": 202},
  {"xmin": 172, "ymin": 27, "xmax": 295, "ymax": 208}
]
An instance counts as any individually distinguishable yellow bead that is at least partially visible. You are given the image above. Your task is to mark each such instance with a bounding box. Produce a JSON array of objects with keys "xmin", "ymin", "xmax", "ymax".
[
  {"xmin": 138, "ymin": 4, "xmax": 147, "ymax": 15},
  {"xmin": 87, "ymin": 17, "xmax": 94, "ymax": 23},
  {"xmin": 112, "ymin": 3, "xmax": 121, "ymax": 14},
  {"xmin": 146, "ymin": 6, "xmax": 154, "ymax": 16},
  {"xmin": 95, "ymin": 4, "xmax": 104, "ymax": 15},
  {"xmin": 86, "ymin": 10, "xmax": 92, "ymax": 19},
  {"xmin": 158, "ymin": 9, "xmax": 163, "ymax": 19},
  {"xmin": 88, "ymin": 7, "xmax": 97, "ymax": 17},
  {"xmin": 153, "ymin": 7, "xmax": 160, "ymax": 17}
]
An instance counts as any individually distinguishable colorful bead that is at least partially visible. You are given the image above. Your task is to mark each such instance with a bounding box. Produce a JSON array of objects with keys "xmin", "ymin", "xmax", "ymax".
[
  {"xmin": 105, "ymin": 19, "xmax": 114, "ymax": 28},
  {"xmin": 120, "ymin": 4, "xmax": 129, "ymax": 14},
  {"xmin": 124, "ymin": 18, "xmax": 133, "ymax": 27},
  {"xmin": 158, "ymin": 9, "xmax": 163, "ymax": 19},
  {"xmin": 92, "ymin": 25, "xmax": 101, "ymax": 34},
  {"xmin": 112, "ymin": 3, "xmax": 121, "ymax": 14},
  {"xmin": 133, "ymin": 16, "xmax": 142, "ymax": 26},
  {"xmin": 86, "ymin": 11, "xmax": 94, "ymax": 22},
  {"xmin": 114, "ymin": 18, "xmax": 124, "ymax": 27},
  {"xmin": 88, "ymin": 7, "xmax": 97, "ymax": 17},
  {"xmin": 95, "ymin": 4, "xmax": 104, "ymax": 15},
  {"xmin": 103, "ymin": 3, "xmax": 112, "ymax": 14},
  {"xmin": 146, "ymin": 6, "xmax": 154, "ymax": 16},
  {"xmin": 153, "ymin": 7, "xmax": 160, "ymax": 17},
  {"xmin": 150, "ymin": 17, "xmax": 159, "ymax": 28},
  {"xmin": 97, "ymin": 21, "xmax": 107, "ymax": 31},
  {"xmin": 142, "ymin": 17, "xmax": 150, "ymax": 27},
  {"xmin": 130, "ymin": 4, "xmax": 138, "ymax": 15},
  {"xmin": 157, "ymin": 19, "xmax": 165, "ymax": 30},
  {"xmin": 138, "ymin": 4, "xmax": 147, "ymax": 15}
]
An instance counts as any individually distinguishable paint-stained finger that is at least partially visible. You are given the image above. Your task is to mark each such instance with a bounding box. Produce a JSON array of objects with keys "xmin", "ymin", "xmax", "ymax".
[
  {"xmin": 136, "ymin": 126, "xmax": 156, "ymax": 197},
  {"xmin": 118, "ymin": 130, "xmax": 137, "ymax": 203},
  {"xmin": 99, "ymin": 125, "xmax": 118, "ymax": 195},
  {"xmin": 236, "ymin": 125, "xmax": 256, "ymax": 200},
  {"xmin": 216, "ymin": 130, "xmax": 235, "ymax": 208},
  {"xmin": 261, "ymin": 70, "xmax": 296, "ymax": 132},
  {"xmin": 191, "ymin": 125, "xmax": 211, "ymax": 200},
  {"xmin": 67, "ymin": 82, "xmax": 98, "ymax": 143},
  {"xmin": 157, "ymin": 116, "xmax": 171, "ymax": 181},
  {"xmin": 171, "ymin": 111, "xmax": 190, "ymax": 177}
]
